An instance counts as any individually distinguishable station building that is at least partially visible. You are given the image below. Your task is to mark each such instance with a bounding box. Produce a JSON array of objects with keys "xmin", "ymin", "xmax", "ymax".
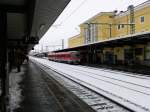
[{"xmin": 68, "ymin": 0, "xmax": 150, "ymax": 66}]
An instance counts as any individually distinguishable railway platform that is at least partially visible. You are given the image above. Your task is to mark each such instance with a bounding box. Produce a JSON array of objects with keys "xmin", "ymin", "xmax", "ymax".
[{"xmin": 10, "ymin": 61, "xmax": 95, "ymax": 112}]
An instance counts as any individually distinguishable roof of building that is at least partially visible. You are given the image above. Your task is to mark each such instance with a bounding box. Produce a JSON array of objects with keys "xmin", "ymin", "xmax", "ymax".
[
  {"xmin": 69, "ymin": 34, "xmax": 80, "ymax": 40},
  {"xmin": 115, "ymin": 0, "xmax": 150, "ymax": 18},
  {"xmin": 80, "ymin": 12, "xmax": 114, "ymax": 26},
  {"xmin": 79, "ymin": 0, "xmax": 150, "ymax": 25}
]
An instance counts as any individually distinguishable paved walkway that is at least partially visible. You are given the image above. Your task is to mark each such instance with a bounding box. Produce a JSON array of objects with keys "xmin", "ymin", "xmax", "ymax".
[
  {"xmin": 16, "ymin": 61, "xmax": 95, "ymax": 112},
  {"xmin": 20, "ymin": 62, "xmax": 61, "ymax": 112}
]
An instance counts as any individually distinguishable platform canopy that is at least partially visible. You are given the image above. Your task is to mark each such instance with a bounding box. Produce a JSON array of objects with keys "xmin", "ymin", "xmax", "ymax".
[
  {"xmin": 55, "ymin": 31, "xmax": 150, "ymax": 52},
  {"xmin": 0, "ymin": 0, "xmax": 70, "ymax": 51}
]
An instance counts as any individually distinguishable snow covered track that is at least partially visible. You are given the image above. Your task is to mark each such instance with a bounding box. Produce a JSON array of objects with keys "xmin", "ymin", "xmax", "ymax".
[{"xmin": 31, "ymin": 57, "xmax": 150, "ymax": 112}]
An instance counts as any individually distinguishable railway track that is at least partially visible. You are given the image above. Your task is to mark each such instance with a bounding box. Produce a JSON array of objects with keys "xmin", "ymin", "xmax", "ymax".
[
  {"xmin": 33, "ymin": 60, "xmax": 133, "ymax": 112},
  {"xmin": 49, "ymin": 61, "xmax": 150, "ymax": 89},
  {"xmin": 55, "ymin": 64, "xmax": 150, "ymax": 96},
  {"xmin": 77, "ymin": 65, "xmax": 150, "ymax": 80}
]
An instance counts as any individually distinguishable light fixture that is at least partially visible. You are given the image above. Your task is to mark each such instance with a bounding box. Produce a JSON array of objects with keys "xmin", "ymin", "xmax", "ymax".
[{"xmin": 39, "ymin": 24, "xmax": 45, "ymax": 30}]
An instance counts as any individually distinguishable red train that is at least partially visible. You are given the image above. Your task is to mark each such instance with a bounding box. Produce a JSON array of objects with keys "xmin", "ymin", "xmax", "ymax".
[{"xmin": 48, "ymin": 51, "xmax": 81, "ymax": 64}]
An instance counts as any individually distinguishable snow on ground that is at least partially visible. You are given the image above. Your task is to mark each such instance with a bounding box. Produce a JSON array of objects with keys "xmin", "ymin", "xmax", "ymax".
[
  {"xmin": 31, "ymin": 57, "xmax": 150, "ymax": 112},
  {"xmin": 9, "ymin": 67, "xmax": 25, "ymax": 112}
]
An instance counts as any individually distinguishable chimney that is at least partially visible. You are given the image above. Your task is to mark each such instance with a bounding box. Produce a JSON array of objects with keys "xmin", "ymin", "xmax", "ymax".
[
  {"xmin": 113, "ymin": 10, "xmax": 118, "ymax": 13},
  {"xmin": 120, "ymin": 11, "xmax": 124, "ymax": 13}
]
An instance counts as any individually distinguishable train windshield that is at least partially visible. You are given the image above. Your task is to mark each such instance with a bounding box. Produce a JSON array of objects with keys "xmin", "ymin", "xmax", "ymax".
[{"xmin": 72, "ymin": 52, "xmax": 80, "ymax": 58}]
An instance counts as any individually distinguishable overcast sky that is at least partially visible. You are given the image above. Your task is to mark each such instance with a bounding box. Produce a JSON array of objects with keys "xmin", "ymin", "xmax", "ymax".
[{"xmin": 34, "ymin": 0, "xmax": 147, "ymax": 52}]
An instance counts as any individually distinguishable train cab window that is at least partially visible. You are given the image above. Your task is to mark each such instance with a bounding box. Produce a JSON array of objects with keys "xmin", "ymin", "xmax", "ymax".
[
  {"xmin": 72, "ymin": 52, "xmax": 80, "ymax": 58},
  {"xmin": 75, "ymin": 53, "xmax": 80, "ymax": 58}
]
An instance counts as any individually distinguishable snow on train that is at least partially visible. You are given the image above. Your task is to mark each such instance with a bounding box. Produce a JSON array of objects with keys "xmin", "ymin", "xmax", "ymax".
[{"xmin": 48, "ymin": 51, "xmax": 81, "ymax": 64}]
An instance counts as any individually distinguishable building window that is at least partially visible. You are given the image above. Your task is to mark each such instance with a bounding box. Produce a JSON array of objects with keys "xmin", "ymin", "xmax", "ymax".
[
  {"xmin": 118, "ymin": 25, "xmax": 121, "ymax": 30},
  {"xmin": 140, "ymin": 16, "xmax": 144, "ymax": 23},
  {"xmin": 90, "ymin": 24, "xmax": 98, "ymax": 43},
  {"xmin": 84, "ymin": 28, "xmax": 90, "ymax": 44},
  {"xmin": 117, "ymin": 24, "xmax": 125, "ymax": 30},
  {"xmin": 84, "ymin": 24, "xmax": 98, "ymax": 44},
  {"xmin": 121, "ymin": 24, "xmax": 124, "ymax": 28},
  {"xmin": 145, "ymin": 46, "xmax": 150, "ymax": 60},
  {"xmin": 135, "ymin": 48, "xmax": 143, "ymax": 55}
]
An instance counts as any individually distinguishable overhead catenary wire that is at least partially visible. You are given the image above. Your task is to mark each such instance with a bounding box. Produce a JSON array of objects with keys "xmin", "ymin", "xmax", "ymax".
[{"xmin": 58, "ymin": 0, "xmax": 88, "ymax": 26}]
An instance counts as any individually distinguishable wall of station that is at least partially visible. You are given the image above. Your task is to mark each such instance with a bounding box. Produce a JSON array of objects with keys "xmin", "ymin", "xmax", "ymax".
[{"xmin": 68, "ymin": 34, "xmax": 83, "ymax": 48}]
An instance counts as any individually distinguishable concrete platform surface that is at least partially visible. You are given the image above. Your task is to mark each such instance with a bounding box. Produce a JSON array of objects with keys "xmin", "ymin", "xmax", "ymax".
[{"xmin": 14, "ymin": 61, "xmax": 95, "ymax": 112}]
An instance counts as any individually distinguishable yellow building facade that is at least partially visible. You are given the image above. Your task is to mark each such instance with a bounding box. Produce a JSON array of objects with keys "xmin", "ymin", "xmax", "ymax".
[
  {"xmin": 68, "ymin": 1, "xmax": 150, "ymax": 65},
  {"xmin": 68, "ymin": 34, "xmax": 83, "ymax": 48}
]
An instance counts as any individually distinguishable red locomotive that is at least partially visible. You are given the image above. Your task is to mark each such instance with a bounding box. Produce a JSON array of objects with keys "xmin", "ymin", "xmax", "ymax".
[{"xmin": 48, "ymin": 51, "xmax": 81, "ymax": 64}]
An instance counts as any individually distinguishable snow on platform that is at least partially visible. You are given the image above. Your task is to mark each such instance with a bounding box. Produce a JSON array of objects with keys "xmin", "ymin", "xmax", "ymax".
[
  {"xmin": 9, "ymin": 67, "xmax": 25, "ymax": 112},
  {"xmin": 31, "ymin": 57, "xmax": 150, "ymax": 112}
]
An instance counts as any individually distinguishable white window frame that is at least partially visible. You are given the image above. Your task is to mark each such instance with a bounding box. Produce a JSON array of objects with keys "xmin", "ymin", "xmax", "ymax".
[
  {"xmin": 84, "ymin": 24, "xmax": 98, "ymax": 44},
  {"xmin": 90, "ymin": 24, "xmax": 97, "ymax": 43},
  {"xmin": 140, "ymin": 16, "xmax": 144, "ymax": 23},
  {"xmin": 84, "ymin": 28, "xmax": 90, "ymax": 44}
]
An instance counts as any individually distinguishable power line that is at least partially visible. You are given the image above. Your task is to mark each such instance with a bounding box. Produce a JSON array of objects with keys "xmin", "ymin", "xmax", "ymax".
[{"xmin": 59, "ymin": 0, "xmax": 88, "ymax": 25}]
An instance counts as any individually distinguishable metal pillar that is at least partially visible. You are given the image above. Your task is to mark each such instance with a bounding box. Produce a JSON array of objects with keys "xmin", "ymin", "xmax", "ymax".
[
  {"xmin": 0, "ymin": 11, "xmax": 7, "ymax": 112},
  {"xmin": 109, "ymin": 24, "xmax": 112, "ymax": 38},
  {"xmin": 128, "ymin": 5, "xmax": 135, "ymax": 34},
  {"xmin": 92, "ymin": 45, "xmax": 97, "ymax": 64},
  {"xmin": 87, "ymin": 46, "xmax": 92, "ymax": 64}
]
